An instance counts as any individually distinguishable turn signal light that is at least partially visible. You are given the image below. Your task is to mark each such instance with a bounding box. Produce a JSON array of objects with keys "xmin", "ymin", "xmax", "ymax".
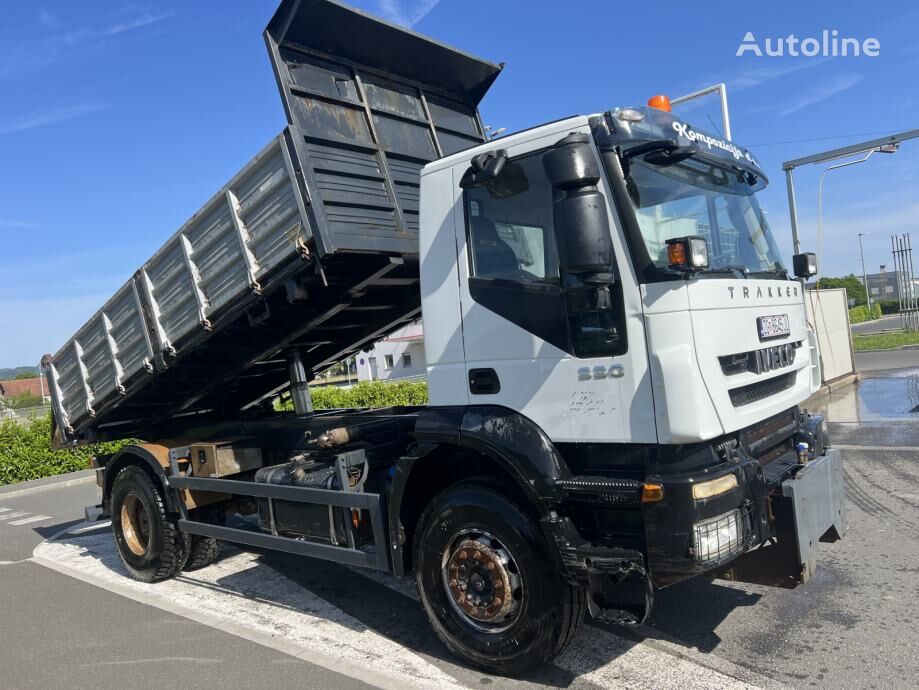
[
  {"xmin": 648, "ymin": 94, "xmax": 672, "ymax": 112},
  {"xmin": 641, "ymin": 483, "xmax": 664, "ymax": 503},
  {"xmin": 666, "ymin": 236, "xmax": 709, "ymax": 271},
  {"xmin": 667, "ymin": 241, "xmax": 686, "ymax": 266}
]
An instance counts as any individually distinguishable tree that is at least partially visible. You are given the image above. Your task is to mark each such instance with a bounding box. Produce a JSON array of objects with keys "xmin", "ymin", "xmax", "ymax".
[
  {"xmin": 14, "ymin": 371, "xmax": 36, "ymax": 380},
  {"xmin": 816, "ymin": 274, "xmax": 867, "ymax": 306}
]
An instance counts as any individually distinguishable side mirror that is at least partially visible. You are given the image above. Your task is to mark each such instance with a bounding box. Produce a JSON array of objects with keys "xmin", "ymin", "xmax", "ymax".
[
  {"xmin": 793, "ymin": 252, "xmax": 817, "ymax": 279},
  {"xmin": 459, "ymin": 149, "xmax": 508, "ymax": 188},
  {"xmin": 543, "ymin": 133, "xmax": 615, "ymax": 283}
]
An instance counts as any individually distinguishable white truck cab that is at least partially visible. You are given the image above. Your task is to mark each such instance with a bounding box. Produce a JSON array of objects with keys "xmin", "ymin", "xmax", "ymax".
[{"xmin": 421, "ymin": 106, "xmax": 818, "ymax": 447}]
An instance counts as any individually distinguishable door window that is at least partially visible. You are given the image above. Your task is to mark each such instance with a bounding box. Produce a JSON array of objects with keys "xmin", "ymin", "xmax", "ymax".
[{"xmin": 464, "ymin": 149, "xmax": 625, "ymax": 357}]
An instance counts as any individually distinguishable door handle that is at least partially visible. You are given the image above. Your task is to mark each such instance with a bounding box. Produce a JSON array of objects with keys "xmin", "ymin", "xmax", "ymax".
[{"xmin": 469, "ymin": 368, "xmax": 500, "ymax": 395}]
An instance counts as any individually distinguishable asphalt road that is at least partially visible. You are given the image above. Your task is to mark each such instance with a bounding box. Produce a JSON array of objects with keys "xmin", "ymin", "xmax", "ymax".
[
  {"xmin": 3, "ymin": 366, "xmax": 918, "ymax": 689},
  {"xmin": 850, "ymin": 314, "xmax": 902, "ymax": 335},
  {"xmin": 855, "ymin": 349, "xmax": 919, "ymax": 372},
  {"xmin": 0, "ymin": 480, "xmax": 370, "ymax": 690}
]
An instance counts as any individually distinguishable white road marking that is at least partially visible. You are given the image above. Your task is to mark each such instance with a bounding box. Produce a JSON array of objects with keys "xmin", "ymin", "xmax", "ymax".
[
  {"xmin": 0, "ymin": 511, "xmax": 29, "ymax": 521},
  {"xmin": 34, "ymin": 533, "xmax": 466, "ymax": 690},
  {"xmin": 0, "ymin": 507, "xmax": 12, "ymax": 513},
  {"xmin": 9, "ymin": 515, "xmax": 51, "ymax": 526},
  {"xmin": 34, "ymin": 528, "xmax": 762, "ymax": 690}
]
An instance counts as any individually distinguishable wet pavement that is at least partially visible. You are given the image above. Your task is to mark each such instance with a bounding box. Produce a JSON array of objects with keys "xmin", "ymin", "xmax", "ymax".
[{"xmin": 813, "ymin": 366, "xmax": 919, "ymax": 424}]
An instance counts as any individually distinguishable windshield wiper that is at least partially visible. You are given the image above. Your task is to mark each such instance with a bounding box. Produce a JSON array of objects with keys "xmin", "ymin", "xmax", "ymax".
[
  {"xmin": 621, "ymin": 140, "xmax": 700, "ymax": 172},
  {"xmin": 749, "ymin": 266, "xmax": 790, "ymax": 279},
  {"xmin": 701, "ymin": 265, "xmax": 749, "ymax": 278}
]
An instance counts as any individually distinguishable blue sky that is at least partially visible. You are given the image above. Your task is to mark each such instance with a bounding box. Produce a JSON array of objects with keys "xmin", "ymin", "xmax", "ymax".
[{"xmin": 2, "ymin": 0, "xmax": 918, "ymax": 366}]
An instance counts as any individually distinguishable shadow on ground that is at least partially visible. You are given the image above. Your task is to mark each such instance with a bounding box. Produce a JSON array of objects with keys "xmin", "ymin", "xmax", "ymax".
[{"xmin": 41, "ymin": 520, "xmax": 760, "ymax": 688}]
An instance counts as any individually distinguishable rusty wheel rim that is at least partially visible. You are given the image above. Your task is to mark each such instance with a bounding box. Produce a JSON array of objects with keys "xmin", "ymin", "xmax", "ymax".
[
  {"xmin": 120, "ymin": 493, "xmax": 150, "ymax": 557},
  {"xmin": 441, "ymin": 530, "xmax": 523, "ymax": 633}
]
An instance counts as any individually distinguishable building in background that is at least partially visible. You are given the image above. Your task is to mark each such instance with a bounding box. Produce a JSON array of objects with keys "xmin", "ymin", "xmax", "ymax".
[
  {"xmin": 356, "ymin": 323, "xmax": 425, "ymax": 382},
  {"xmin": 860, "ymin": 270, "xmax": 919, "ymax": 301},
  {"xmin": 0, "ymin": 377, "xmax": 50, "ymax": 404}
]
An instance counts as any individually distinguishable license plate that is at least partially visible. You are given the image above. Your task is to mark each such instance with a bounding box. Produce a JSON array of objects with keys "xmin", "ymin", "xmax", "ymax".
[{"xmin": 757, "ymin": 314, "xmax": 790, "ymax": 341}]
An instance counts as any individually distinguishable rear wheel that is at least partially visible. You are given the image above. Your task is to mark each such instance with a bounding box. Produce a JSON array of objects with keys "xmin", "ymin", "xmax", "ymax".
[
  {"xmin": 184, "ymin": 535, "xmax": 221, "ymax": 571},
  {"xmin": 110, "ymin": 466, "xmax": 188, "ymax": 582},
  {"xmin": 184, "ymin": 506, "xmax": 224, "ymax": 571},
  {"xmin": 413, "ymin": 481, "xmax": 586, "ymax": 675}
]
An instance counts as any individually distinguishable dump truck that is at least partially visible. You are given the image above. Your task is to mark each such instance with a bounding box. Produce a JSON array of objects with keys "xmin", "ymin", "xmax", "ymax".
[{"xmin": 43, "ymin": 0, "xmax": 847, "ymax": 674}]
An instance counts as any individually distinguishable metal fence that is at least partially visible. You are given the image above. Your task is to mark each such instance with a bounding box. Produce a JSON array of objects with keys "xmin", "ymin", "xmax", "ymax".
[
  {"xmin": 0, "ymin": 405, "xmax": 52, "ymax": 425},
  {"xmin": 891, "ymin": 233, "xmax": 919, "ymax": 331}
]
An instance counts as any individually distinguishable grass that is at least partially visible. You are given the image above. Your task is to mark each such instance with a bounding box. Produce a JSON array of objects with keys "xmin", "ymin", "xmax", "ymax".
[{"xmin": 852, "ymin": 330, "xmax": 919, "ymax": 352}]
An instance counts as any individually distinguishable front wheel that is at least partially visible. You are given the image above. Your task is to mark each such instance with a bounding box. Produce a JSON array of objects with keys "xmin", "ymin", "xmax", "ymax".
[
  {"xmin": 413, "ymin": 481, "xmax": 586, "ymax": 675},
  {"xmin": 110, "ymin": 466, "xmax": 189, "ymax": 582}
]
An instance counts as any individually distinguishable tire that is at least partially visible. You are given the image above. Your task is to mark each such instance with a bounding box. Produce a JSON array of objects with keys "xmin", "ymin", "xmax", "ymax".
[
  {"xmin": 184, "ymin": 535, "xmax": 221, "ymax": 571},
  {"xmin": 184, "ymin": 507, "xmax": 224, "ymax": 571},
  {"xmin": 110, "ymin": 466, "xmax": 189, "ymax": 582},
  {"xmin": 413, "ymin": 481, "xmax": 586, "ymax": 675}
]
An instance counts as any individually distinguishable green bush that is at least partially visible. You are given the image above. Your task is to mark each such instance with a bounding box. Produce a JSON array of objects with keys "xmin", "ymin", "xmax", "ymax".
[
  {"xmin": 4, "ymin": 392, "xmax": 44, "ymax": 409},
  {"xmin": 0, "ymin": 415, "xmax": 128, "ymax": 486},
  {"xmin": 848, "ymin": 303, "xmax": 882, "ymax": 324},
  {"xmin": 276, "ymin": 379, "xmax": 428, "ymax": 412},
  {"xmin": 878, "ymin": 300, "xmax": 900, "ymax": 315}
]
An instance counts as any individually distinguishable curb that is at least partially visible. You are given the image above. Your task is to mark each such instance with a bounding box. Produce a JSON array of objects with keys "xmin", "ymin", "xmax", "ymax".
[{"xmin": 0, "ymin": 469, "xmax": 95, "ymax": 500}]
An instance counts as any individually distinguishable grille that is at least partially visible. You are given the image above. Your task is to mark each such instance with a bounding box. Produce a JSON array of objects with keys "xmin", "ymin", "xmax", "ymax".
[
  {"xmin": 719, "ymin": 341, "xmax": 802, "ymax": 376},
  {"xmin": 728, "ymin": 370, "xmax": 798, "ymax": 407},
  {"xmin": 741, "ymin": 410, "xmax": 797, "ymax": 458}
]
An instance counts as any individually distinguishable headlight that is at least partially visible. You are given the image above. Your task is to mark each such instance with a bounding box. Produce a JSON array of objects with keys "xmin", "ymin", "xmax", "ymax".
[
  {"xmin": 692, "ymin": 509, "xmax": 743, "ymax": 564},
  {"xmin": 692, "ymin": 473, "xmax": 738, "ymax": 500}
]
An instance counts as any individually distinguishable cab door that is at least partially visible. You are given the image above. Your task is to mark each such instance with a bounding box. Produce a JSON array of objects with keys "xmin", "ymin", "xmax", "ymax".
[{"xmin": 454, "ymin": 126, "xmax": 655, "ymax": 443}]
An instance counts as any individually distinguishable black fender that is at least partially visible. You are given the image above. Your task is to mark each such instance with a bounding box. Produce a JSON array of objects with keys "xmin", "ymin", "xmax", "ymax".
[
  {"xmin": 388, "ymin": 405, "xmax": 573, "ymax": 575},
  {"xmin": 102, "ymin": 444, "xmax": 178, "ymax": 515}
]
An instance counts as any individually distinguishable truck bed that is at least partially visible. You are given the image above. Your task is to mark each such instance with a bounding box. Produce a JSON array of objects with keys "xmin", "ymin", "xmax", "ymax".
[{"xmin": 44, "ymin": 0, "xmax": 501, "ymax": 445}]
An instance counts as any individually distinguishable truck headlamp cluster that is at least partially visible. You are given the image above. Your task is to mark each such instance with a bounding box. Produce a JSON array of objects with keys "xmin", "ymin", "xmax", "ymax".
[
  {"xmin": 666, "ymin": 236, "xmax": 709, "ymax": 271},
  {"xmin": 692, "ymin": 509, "xmax": 743, "ymax": 564},
  {"xmin": 691, "ymin": 473, "xmax": 738, "ymax": 500}
]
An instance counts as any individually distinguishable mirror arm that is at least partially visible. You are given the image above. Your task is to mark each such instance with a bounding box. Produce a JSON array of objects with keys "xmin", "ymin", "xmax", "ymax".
[{"xmin": 459, "ymin": 149, "xmax": 508, "ymax": 189}]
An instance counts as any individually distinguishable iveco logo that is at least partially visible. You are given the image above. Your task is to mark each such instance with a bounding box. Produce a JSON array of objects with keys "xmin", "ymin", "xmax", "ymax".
[{"xmin": 753, "ymin": 343, "xmax": 796, "ymax": 374}]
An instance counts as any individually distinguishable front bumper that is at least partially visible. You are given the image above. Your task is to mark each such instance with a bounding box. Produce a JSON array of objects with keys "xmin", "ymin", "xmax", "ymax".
[{"xmin": 645, "ymin": 448, "xmax": 847, "ymax": 588}]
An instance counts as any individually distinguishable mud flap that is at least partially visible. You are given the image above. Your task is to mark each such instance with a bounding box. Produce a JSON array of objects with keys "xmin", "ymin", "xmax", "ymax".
[
  {"xmin": 782, "ymin": 447, "xmax": 847, "ymax": 581},
  {"xmin": 717, "ymin": 448, "xmax": 847, "ymax": 587}
]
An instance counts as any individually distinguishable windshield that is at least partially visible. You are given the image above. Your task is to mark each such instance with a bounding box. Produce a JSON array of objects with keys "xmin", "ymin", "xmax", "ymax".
[{"xmin": 624, "ymin": 155, "xmax": 785, "ymax": 276}]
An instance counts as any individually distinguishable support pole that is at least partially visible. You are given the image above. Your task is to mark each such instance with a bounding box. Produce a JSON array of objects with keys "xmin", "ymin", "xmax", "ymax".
[
  {"xmin": 785, "ymin": 168, "xmax": 801, "ymax": 256},
  {"xmin": 287, "ymin": 350, "xmax": 313, "ymax": 415},
  {"xmin": 858, "ymin": 233, "xmax": 871, "ymax": 314}
]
